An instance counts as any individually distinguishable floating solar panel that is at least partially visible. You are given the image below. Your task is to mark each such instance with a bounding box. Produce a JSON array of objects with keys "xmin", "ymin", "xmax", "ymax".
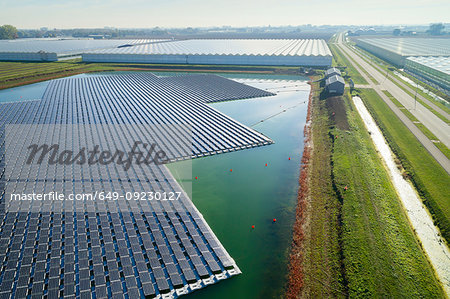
[{"xmin": 0, "ymin": 72, "xmax": 274, "ymax": 298}]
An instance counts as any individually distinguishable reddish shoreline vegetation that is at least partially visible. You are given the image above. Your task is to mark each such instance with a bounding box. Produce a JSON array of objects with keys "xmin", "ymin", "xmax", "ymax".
[{"xmin": 285, "ymin": 80, "xmax": 313, "ymax": 299}]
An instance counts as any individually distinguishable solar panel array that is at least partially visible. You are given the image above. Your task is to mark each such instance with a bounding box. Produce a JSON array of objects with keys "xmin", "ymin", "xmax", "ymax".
[
  {"xmin": 0, "ymin": 73, "xmax": 275, "ymax": 298},
  {"xmin": 163, "ymin": 73, "xmax": 276, "ymax": 103}
]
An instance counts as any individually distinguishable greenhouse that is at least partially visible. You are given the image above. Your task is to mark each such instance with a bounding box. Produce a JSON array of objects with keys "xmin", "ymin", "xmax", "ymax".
[
  {"xmin": 355, "ymin": 38, "xmax": 450, "ymax": 66},
  {"xmin": 405, "ymin": 56, "xmax": 450, "ymax": 94},
  {"xmin": 82, "ymin": 39, "xmax": 332, "ymax": 66},
  {"xmin": 0, "ymin": 38, "xmax": 166, "ymax": 61}
]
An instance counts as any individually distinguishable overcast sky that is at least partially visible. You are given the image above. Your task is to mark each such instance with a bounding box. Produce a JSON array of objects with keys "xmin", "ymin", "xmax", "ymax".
[{"xmin": 1, "ymin": 0, "xmax": 449, "ymax": 29}]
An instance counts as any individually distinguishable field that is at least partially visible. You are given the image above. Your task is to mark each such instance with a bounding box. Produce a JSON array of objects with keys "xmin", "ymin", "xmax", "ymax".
[
  {"xmin": 289, "ymin": 82, "xmax": 445, "ymax": 297},
  {"xmin": 0, "ymin": 60, "xmax": 304, "ymax": 90},
  {"xmin": 358, "ymin": 88, "xmax": 450, "ymax": 244}
]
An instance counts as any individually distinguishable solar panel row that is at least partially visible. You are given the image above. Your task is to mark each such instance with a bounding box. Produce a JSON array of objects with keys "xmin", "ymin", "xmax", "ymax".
[{"xmin": 0, "ymin": 72, "xmax": 273, "ymax": 298}]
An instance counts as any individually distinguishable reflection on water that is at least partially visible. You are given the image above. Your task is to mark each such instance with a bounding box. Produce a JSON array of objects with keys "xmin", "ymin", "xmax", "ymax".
[{"xmin": 168, "ymin": 77, "xmax": 309, "ymax": 298}]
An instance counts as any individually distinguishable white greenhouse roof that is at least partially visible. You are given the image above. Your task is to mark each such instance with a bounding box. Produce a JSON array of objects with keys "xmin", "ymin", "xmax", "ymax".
[
  {"xmin": 84, "ymin": 39, "xmax": 332, "ymax": 56},
  {"xmin": 0, "ymin": 38, "xmax": 168, "ymax": 56},
  {"xmin": 407, "ymin": 56, "xmax": 450, "ymax": 75},
  {"xmin": 357, "ymin": 38, "xmax": 450, "ymax": 57}
]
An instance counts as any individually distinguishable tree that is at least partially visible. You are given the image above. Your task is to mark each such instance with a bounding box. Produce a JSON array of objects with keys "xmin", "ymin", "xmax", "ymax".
[
  {"xmin": 428, "ymin": 23, "xmax": 444, "ymax": 35},
  {"xmin": 0, "ymin": 24, "xmax": 18, "ymax": 39}
]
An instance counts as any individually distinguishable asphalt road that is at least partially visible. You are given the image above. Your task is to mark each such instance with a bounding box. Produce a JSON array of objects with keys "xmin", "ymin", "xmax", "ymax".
[{"xmin": 335, "ymin": 34, "xmax": 450, "ymax": 174}]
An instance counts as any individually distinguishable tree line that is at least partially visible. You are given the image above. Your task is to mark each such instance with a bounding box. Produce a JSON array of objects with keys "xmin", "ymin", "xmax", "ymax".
[{"xmin": 0, "ymin": 25, "xmax": 18, "ymax": 39}]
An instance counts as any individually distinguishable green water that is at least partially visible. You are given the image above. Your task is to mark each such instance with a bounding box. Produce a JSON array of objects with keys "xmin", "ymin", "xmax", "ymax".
[{"xmin": 167, "ymin": 77, "xmax": 309, "ymax": 298}]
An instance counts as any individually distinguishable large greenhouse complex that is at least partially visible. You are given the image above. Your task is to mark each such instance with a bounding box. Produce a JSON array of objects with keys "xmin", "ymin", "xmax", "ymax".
[
  {"xmin": 0, "ymin": 38, "xmax": 167, "ymax": 61},
  {"xmin": 82, "ymin": 39, "xmax": 332, "ymax": 66},
  {"xmin": 355, "ymin": 38, "xmax": 450, "ymax": 66},
  {"xmin": 355, "ymin": 37, "xmax": 450, "ymax": 94},
  {"xmin": 405, "ymin": 56, "xmax": 450, "ymax": 93},
  {"xmin": 0, "ymin": 38, "xmax": 332, "ymax": 66}
]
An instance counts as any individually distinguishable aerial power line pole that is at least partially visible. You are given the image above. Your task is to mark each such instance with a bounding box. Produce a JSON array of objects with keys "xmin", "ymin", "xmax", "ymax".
[{"xmin": 414, "ymin": 83, "xmax": 418, "ymax": 110}]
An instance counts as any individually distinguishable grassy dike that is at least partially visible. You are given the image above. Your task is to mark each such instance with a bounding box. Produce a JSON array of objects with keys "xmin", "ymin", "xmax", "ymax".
[
  {"xmin": 287, "ymin": 82, "xmax": 445, "ymax": 297},
  {"xmin": 357, "ymin": 88, "xmax": 450, "ymax": 244}
]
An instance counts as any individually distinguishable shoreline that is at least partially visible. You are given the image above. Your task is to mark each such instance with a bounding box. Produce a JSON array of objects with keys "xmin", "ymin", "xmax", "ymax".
[{"xmin": 285, "ymin": 79, "xmax": 313, "ymax": 298}]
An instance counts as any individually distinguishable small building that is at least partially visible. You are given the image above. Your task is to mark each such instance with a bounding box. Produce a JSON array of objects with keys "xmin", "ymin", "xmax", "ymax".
[
  {"xmin": 325, "ymin": 75, "xmax": 345, "ymax": 95},
  {"xmin": 325, "ymin": 67, "xmax": 341, "ymax": 78}
]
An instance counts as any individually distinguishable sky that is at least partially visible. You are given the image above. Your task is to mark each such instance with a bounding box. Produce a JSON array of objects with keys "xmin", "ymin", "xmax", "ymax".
[{"xmin": 0, "ymin": 0, "xmax": 449, "ymax": 29}]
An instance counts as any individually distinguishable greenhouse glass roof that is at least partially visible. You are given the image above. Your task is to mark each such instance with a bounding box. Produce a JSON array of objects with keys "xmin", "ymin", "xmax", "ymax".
[
  {"xmin": 0, "ymin": 38, "xmax": 167, "ymax": 55},
  {"xmin": 84, "ymin": 39, "xmax": 332, "ymax": 56},
  {"xmin": 407, "ymin": 56, "xmax": 450, "ymax": 75},
  {"xmin": 357, "ymin": 38, "xmax": 450, "ymax": 57}
]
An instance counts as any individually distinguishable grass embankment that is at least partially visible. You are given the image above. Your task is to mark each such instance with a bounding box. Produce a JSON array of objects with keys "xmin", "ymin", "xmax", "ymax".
[
  {"xmin": 382, "ymin": 90, "xmax": 450, "ymax": 159},
  {"xmin": 289, "ymin": 83, "xmax": 445, "ymax": 297},
  {"xmin": 0, "ymin": 60, "xmax": 304, "ymax": 90},
  {"xmin": 358, "ymin": 88, "xmax": 450, "ymax": 244},
  {"xmin": 288, "ymin": 82, "xmax": 345, "ymax": 298}
]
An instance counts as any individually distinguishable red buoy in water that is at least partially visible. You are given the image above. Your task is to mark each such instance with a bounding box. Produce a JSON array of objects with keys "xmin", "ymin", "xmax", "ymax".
[
  {"xmin": 273, "ymin": 218, "xmax": 277, "ymax": 223},
  {"xmin": 251, "ymin": 225, "xmax": 255, "ymax": 229},
  {"xmin": 230, "ymin": 169, "xmax": 233, "ymax": 172},
  {"xmin": 265, "ymin": 163, "xmax": 268, "ymax": 167},
  {"xmin": 195, "ymin": 176, "xmax": 198, "ymax": 180},
  {"xmin": 288, "ymin": 157, "xmax": 291, "ymax": 160}
]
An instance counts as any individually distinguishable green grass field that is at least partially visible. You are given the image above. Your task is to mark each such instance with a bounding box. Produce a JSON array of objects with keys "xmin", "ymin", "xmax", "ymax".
[
  {"xmin": 301, "ymin": 86, "xmax": 445, "ymax": 297},
  {"xmin": 301, "ymin": 83, "xmax": 346, "ymax": 298},
  {"xmin": 358, "ymin": 88, "xmax": 450, "ymax": 244}
]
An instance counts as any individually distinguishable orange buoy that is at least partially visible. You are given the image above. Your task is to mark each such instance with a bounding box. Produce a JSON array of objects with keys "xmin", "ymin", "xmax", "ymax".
[
  {"xmin": 251, "ymin": 225, "xmax": 255, "ymax": 229},
  {"xmin": 230, "ymin": 169, "xmax": 233, "ymax": 172}
]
